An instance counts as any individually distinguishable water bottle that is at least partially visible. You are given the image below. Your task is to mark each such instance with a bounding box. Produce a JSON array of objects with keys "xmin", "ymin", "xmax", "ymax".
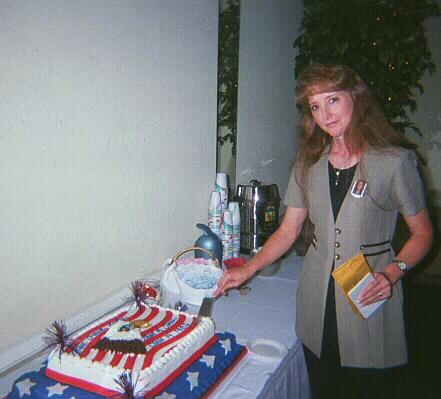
[
  {"xmin": 215, "ymin": 173, "xmax": 229, "ymax": 212},
  {"xmin": 221, "ymin": 210, "xmax": 234, "ymax": 265},
  {"xmin": 208, "ymin": 191, "xmax": 222, "ymax": 238},
  {"xmin": 228, "ymin": 201, "xmax": 241, "ymax": 257}
]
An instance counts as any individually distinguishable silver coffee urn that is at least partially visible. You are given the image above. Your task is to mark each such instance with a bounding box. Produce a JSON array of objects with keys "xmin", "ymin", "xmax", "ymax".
[{"xmin": 236, "ymin": 180, "xmax": 280, "ymax": 255}]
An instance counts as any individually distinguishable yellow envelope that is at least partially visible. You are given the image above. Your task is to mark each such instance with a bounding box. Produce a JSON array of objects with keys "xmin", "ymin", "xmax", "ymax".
[{"xmin": 332, "ymin": 253, "xmax": 375, "ymax": 318}]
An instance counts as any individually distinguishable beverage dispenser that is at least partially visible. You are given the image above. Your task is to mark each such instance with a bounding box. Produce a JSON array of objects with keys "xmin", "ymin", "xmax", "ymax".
[{"xmin": 236, "ymin": 180, "xmax": 280, "ymax": 254}]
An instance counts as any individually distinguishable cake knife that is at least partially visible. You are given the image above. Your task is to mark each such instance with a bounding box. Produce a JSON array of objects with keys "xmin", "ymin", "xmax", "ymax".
[{"xmin": 197, "ymin": 296, "xmax": 216, "ymax": 319}]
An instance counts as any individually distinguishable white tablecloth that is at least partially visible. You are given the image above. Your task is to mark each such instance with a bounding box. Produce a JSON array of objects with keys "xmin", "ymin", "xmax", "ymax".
[{"xmin": 208, "ymin": 254, "xmax": 310, "ymax": 399}]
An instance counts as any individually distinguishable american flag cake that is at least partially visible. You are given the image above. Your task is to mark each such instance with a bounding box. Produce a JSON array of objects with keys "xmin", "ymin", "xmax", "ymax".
[{"xmin": 45, "ymin": 303, "xmax": 216, "ymax": 397}]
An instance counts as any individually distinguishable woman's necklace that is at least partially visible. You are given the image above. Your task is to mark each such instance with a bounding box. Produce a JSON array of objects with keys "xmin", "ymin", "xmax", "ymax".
[{"xmin": 333, "ymin": 166, "xmax": 341, "ymax": 186}]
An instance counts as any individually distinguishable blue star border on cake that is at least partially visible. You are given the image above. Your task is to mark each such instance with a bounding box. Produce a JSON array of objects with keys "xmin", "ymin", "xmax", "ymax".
[{"xmin": 7, "ymin": 332, "xmax": 247, "ymax": 399}]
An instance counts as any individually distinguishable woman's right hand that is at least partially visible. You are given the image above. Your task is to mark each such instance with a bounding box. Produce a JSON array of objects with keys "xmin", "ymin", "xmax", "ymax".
[
  {"xmin": 214, "ymin": 263, "xmax": 255, "ymax": 297},
  {"xmin": 213, "ymin": 207, "xmax": 308, "ymax": 297}
]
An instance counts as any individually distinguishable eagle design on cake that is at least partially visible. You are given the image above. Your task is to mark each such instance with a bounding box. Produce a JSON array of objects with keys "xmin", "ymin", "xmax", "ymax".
[{"xmin": 94, "ymin": 319, "xmax": 152, "ymax": 355}]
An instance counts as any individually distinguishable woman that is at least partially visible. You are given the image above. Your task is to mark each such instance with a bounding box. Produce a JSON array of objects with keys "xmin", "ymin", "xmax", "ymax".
[{"xmin": 214, "ymin": 64, "xmax": 433, "ymax": 398}]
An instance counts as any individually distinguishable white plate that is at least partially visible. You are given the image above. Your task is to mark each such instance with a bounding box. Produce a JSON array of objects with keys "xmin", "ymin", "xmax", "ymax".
[{"xmin": 246, "ymin": 338, "xmax": 288, "ymax": 359}]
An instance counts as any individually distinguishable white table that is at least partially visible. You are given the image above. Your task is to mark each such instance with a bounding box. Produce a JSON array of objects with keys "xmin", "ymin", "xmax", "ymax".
[{"xmin": 208, "ymin": 254, "xmax": 310, "ymax": 399}]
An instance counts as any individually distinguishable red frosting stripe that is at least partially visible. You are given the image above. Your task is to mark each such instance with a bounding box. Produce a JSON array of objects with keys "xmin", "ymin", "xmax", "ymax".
[
  {"xmin": 142, "ymin": 317, "xmax": 196, "ymax": 368},
  {"xmin": 124, "ymin": 353, "xmax": 137, "ymax": 370},
  {"xmin": 138, "ymin": 306, "xmax": 160, "ymax": 333},
  {"xmin": 109, "ymin": 352, "xmax": 124, "ymax": 367},
  {"xmin": 80, "ymin": 330, "xmax": 110, "ymax": 358},
  {"xmin": 146, "ymin": 334, "xmax": 219, "ymax": 397},
  {"xmin": 142, "ymin": 311, "xmax": 175, "ymax": 342},
  {"xmin": 72, "ymin": 311, "xmax": 126, "ymax": 352},
  {"xmin": 93, "ymin": 349, "xmax": 108, "ymax": 362},
  {"xmin": 125, "ymin": 305, "xmax": 146, "ymax": 321}
]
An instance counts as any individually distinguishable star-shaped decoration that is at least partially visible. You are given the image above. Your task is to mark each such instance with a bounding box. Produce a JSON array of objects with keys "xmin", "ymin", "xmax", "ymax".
[
  {"xmin": 200, "ymin": 354, "xmax": 215, "ymax": 368},
  {"xmin": 156, "ymin": 392, "xmax": 176, "ymax": 399},
  {"xmin": 186, "ymin": 371, "xmax": 199, "ymax": 391},
  {"xmin": 47, "ymin": 382, "xmax": 68, "ymax": 397},
  {"xmin": 16, "ymin": 378, "xmax": 36, "ymax": 397},
  {"xmin": 219, "ymin": 338, "xmax": 231, "ymax": 355}
]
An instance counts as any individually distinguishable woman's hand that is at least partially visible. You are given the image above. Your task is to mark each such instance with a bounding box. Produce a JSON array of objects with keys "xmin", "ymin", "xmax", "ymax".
[
  {"xmin": 358, "ymin": 208, "xmax": 433, "ymax": 307},
  {"xmin": 358, "ymin": 271, "xmax": 393, "ymax": 306},
  {"xmin": 214, "ymin": 263, "xmax": 255, "ymax": 297},
  {"xmin": 213, "ymin": 207, "xmax": 308, "ymax": 297}
]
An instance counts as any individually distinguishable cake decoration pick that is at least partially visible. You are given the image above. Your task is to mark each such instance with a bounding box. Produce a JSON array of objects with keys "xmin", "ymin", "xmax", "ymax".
[
  {"xmin": 127, "ymin": 280, "xmax": 155, "ymax": 309},
  {"xmin": 43, "ymin": 320, "xmax": 78, "ymax": 360},
  {"xmin": 113, "ymin": 371, "xmax": 151, "ymax": 399},
  {"xmin": 174, "ymin": 300, "xmax": 188, "ymax": 312}
]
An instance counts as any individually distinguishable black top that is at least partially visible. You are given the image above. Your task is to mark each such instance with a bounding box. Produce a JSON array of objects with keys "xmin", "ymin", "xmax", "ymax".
[
  {"xmin": 322, "ymin": 161, "xmax": 358, "ymax": 364},
  {"xmin": 328, "ymin": 161, "xmax": 357, "ymax": 221}
]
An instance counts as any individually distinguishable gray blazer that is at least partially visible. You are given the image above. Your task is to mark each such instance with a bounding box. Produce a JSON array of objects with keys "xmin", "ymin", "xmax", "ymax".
[{"xmin": 285, "ymin": 147, "xmax": 426, "ymax": 368}]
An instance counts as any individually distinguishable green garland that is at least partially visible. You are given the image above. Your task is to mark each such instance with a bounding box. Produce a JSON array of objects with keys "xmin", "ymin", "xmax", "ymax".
[
  {"xmin": 294, "ymin": 0, "xmax": 440, "ymax": 135},
  {"xmin": 217, "ymin": 0, "xmax": 240, "ymax": 155}
]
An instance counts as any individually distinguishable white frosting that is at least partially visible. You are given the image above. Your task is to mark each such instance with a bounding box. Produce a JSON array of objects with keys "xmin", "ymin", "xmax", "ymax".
[{"xmin": 46, "ymin": 304, "xmax": 215, "ymax": 394}]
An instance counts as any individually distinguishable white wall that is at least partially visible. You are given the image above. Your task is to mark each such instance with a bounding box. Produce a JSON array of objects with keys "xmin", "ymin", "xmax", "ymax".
[
  {"xmin": 235, "ymin": 0, "xmax": 302, "ymax": 199},
  {"xmin": 0, "ymin": 0, "xmax": 218, "ymax": 355}
]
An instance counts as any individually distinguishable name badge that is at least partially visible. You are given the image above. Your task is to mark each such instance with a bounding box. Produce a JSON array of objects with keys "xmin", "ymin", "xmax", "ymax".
[{"xmin": 351, "ymin": 179, "xmax": 367, "ymax": 198}]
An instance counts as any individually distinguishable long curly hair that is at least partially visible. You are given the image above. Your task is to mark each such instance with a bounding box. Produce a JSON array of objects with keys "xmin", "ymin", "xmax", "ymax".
[{"xmin": 294, "ymin": 63, "xmax": 412, "ymax": 203}]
